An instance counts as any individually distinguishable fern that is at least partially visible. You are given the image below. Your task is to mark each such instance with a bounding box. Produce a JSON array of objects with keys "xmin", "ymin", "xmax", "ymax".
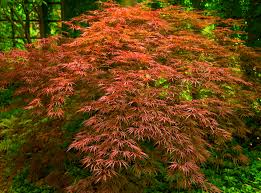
[{"xmin": 0, "ymin": 139, "xmax": 13, "ymax": 152}]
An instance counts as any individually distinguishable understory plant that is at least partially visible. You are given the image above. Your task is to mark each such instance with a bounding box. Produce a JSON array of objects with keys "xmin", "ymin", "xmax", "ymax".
[{"xmin": 0, "ymin": 2, "xmax": 260, "ymax": 193}]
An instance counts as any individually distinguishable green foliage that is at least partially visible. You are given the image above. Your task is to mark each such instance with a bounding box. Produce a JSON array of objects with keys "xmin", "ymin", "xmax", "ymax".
[
  {"xmin": 9, "ymin": 168, "xmax": 55, "ymax": 193},
  {"xmin": 62, "ymin": 117, "xmax": 85, "ymax": 133},
  {"xmin": 204, "ymin": 150, "xmax": 261, "ymax": 193},
  {"xmin": 0, "ymin": 0, "xmax": 8, "ymax": 7},
  {"xmin": 61, "ymin": 114, "xmax": 89, "ymax": 148},
  {"xmin": 201, "ymin": 24, "xmax": 215, "ymax": 38},
  {"xmin": 154, "ymin": 77, "xmax": 170, "ymax": 99},
  {"xmin": 182, "ymin": 0, "xmax": 192, "ymax": 8},
  {"xmin": 0, "ymin": 108, "xmax": 23, "ymax": 119},
  {"xmin": 0, "ymin": 114, "xmax": 32, "ymax": 153},
  {"xmin": 180, "ymin": 90, "xmax": 192, "ymax": 101},
  {"xmin": 147, "ymin": 0, "xmax": 168, "ymax": 9},
  {"xmin": 154, "ymin": 77, "xmax": 169, "ymax": 88},
  {"xmin": 179, "ymin": 82, "xmax": 192, "ymax": 101},
  {"xmin": 0, "ymin": 22, "xmax": 14, "ymax": 51},
  {"xmin": 251, "ymin": 98, "xmax": 261, "ymax": 114},
  {"xmin": 196, "ymin": 88, "xmax": 212, "ymax": 99},
  {"xmin": 169, "ymin": 0, "xmax": 261, "ymax": 47},
  {"xmin": 222, "ymin": 84, "xmax": 236, "ymax": 97},
  {"xmin": 62, "ymin": 0, "xmax": 100, "ymax": 20},
  {"xmin": 0, "ymin": 87, "xmax": 14, "ymax": 107},
  {"xmin": 143, "ymin": 149, "xmax": 261, "ymax": 193},
  {"xmin": 64, "ymin": 160, "xmax": 91, "ymax": 181},
  {"xmin": 0, "ymin": 0, "xmax": 57, "ymax": 51},
  {"xmin": 0, "ymin": 109, "xmax": 35, "ymax": 183}
]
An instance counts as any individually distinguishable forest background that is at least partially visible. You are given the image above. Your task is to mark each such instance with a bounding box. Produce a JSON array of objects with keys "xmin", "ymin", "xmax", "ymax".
[{"xmin": 0, "ymin": 0, "xmax": 261, "ymax": 51}]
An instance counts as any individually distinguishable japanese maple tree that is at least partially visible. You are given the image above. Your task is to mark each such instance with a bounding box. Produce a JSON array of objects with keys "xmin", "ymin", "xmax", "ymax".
[{"xmin": 0, "ymin": 2, "xmax": 259, "ymax": 193}]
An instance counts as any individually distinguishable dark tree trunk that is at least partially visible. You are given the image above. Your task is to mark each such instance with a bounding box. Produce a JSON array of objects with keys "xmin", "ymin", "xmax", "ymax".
[
  {"xmin": 10, "ymin": 7, "xmax": 16, "ymax": 47},
  {"xmin": 62, "ymin": 0, "xmax": 99, "ymax": 20},
  {"xmin": 39, "ymin": 2, "xmax": 49, "ymax": 38},
  {"xmin": 247, "ymin": 0, "xmax": 261, "ymax": 47},
  {"xmin": 23, "ymin": 0, "xmax": 31, "ymax": 43},
  {"xmin": 191, "ymin": 0, "xmax": 203, "ymax": 9}
]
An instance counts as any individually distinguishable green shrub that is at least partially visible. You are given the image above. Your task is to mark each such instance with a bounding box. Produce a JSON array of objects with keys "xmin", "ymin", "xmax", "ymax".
[
  {"xmin": 144, "ymin": 149, "xmax": 261, "ymax": 193},
  {"xmin": 9, "ymin": 169, "xmax": 55, "ymax": 193}
]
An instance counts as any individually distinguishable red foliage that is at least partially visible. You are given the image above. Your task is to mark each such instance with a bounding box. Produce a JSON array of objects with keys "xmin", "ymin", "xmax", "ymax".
[{"xmin": 0, "ymin": 2, "xmax": 260, "ymax": 193}]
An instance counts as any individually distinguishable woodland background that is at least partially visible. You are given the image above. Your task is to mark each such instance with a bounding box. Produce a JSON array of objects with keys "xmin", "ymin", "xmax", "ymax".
[
  {"xmin": 0, "ymin": 0, "xmax": 260, "ymax": 193},
  {"xmin": 0, "ymin": 0, "xmax": 261, "ymax": 51}
]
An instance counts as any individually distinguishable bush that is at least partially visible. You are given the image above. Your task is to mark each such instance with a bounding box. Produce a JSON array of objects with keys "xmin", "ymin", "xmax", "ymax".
[{"xmin": 0, "ymin": 2, "xmax": 259, "ymax": 193}]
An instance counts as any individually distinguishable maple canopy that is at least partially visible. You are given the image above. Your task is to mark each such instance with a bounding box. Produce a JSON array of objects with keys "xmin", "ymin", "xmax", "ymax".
[{"xmin": 0, "ymin": 2, "xmax": 260, "ymax": 193}]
